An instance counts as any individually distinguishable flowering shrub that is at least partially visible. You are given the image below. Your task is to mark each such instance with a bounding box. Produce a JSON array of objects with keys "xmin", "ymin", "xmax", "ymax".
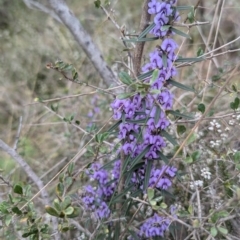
[{"xmin": 1, "ymin": 0, "xmax": 240, "ymax": 239}]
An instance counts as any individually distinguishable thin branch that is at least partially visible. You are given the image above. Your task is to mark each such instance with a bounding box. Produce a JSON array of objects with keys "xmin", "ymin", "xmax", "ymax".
[
  {"xmin": 133, "ymin": 0, "xmax": 151, "ymax": 76},
  {"xmin": 47, "ymin": 0, "xmax": 117, "ymax": 88},
  {"xmin": 13, "ymin": 116, "xmax": 23, "ymax": 151}
]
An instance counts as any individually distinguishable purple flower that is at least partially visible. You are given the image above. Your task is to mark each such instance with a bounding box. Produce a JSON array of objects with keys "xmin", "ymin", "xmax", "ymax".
[
  {"xmin": 150, "ymin": 51, "xmax": 163, "ymax": 69},
  {"xmin": 166, "ymin": 166, "xmax": 177, "ymax": 177},
  {"xmin": 122, "ymin": 142, "xmax": 134, "ymax": 155},
  {"xmin": 139, "ymin": 213, "xmax": 170, "ymax": 238},
  {"xmin": 154, "ymin": 13, "xmax": 169, "ymax": 26},
  {"xmin": 112, "ymin": 160, "xmax": 121, "ymax": 180},
  {"xmin": 148, "ymin": 0, "xmax": 162, "ymax": 14},
  {"xmin": 95, "ymin": 201, "xmax": 110, "ymax": 219},
  {"xmin": 161, "ymin": 38, "xmax": 178, "ymax": 54},
  {"xmin": 88, "ymin": 163, "xmax": 108, "ymax": 185}
]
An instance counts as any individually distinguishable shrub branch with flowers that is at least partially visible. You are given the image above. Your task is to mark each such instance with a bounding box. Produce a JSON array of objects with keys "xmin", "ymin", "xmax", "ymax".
[{"xmin": 1, "ymin": 0, "xmax": 240, "ymax": 239}]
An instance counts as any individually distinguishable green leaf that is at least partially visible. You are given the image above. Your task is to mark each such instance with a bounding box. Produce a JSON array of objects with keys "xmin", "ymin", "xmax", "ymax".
[
  {"xmin": 187, "ymin": 9, "xmax": 195, "ymax": 23},
  {"xmin": 162, "ymin": 53, "xmax": 167, "ymax": 68},
  {"xmin": 212, "ymin": 75, "xmax": 221, "ymax": 82},
  {"xmin": 123, "ymin": 37, "xmax": 159, "ymax": 43},
  {"xmin": 61, "ymin": 196, "xmax": 72, "ymax": 210},
  {"xmin": 230, "ymin": 97, "xmax": 240, "ymax": 110},
  {"xmin": 167, "ymin": 110, "xmax": 194, "ymax": 119},
  {"xmin": 12, "ymin": 206, "xmax": 22, "ymax": 215},
  {"xmin": 154, "ymin": 105, "xmax": 161, "ymax": 126},
  {"xmin": 129, "ymin": 145, "xmax": 151, "ymax": 170},
  {"xmin": 117, "ymin": 92, "xmax": 134, "ymax": 99},
  {"xmin": 184, "ymin": 156, "xmax": 193, "ymax": 164},
  {"xmin": 126, "ymin": 118, "xmax": 148, "ymax": 124},
  {"xmin": 144, "ymin": 161, "xmax": 153, "ymax": 190},
  {"xmin": 150, "ymin": 69, "xmax": 159, "ymax": 84},
  {"xmin": 217, "ymin": 227, "xmax": 228, "ymax": 235},
  {"xmin": 171, "ymin": 27, "xmax": 191, "ymax": 39},
  {"xmin": 119, "ymin": 71, "xmax": 133, "ymax": 85},
  {"xmin": 5, "ymin": 215, "xmax": 12, "ymax": 226},
  {"xmin": 64, "ymin": 206, "xmax": 74, "ymax": 215},
  {"xmin": 56, "ymin": 182, "xmax": 64, "ymax": 197},
  {"xmin": 175, "ymin": 57, "xmax": 204, "ymax": 62},
  {"xmin": 160, "ymin": 202, "xmax": 168, "ymax": 209},
  {"xmin": 68, "ymin": 162, "xmax": 74, "ymax": 175},
  {"xmin": 197, "ymin": 47, "xmax": 204, "ymax": 57},
  {"xmin": 168, "ymin": 79, "xmax": 195, "ymax": 92},
  {"xmin": 177, "ymin": 125, "xmax": 186, "ymax": 135},
  {"xmin": 137, "ymin": 70, "xmax": 154, "ymax": 81},
  {"xmin": 66, "ymin": 207, "xmax": 81, "ymax": 218},
  {"xmin": 45, "ymin": 206, "xmax": 60, "ymax": 217},
  {"xmin": 161, "ymin": 130, "xmax": 178, "ymax": 146},
  {"xmin": 13, "ymin": 184, "xmax": 23, "ymax": 195},
  {"xmin": 111, "ymin": 185, "xmax": 133, "ymax": 204},
  {"xmin": 191, "ymin": 151, "xmax": 201, "ymax": 162},
  {"xmin": 107, "ymin": 120, "xmax": 121, "ymax": 133},
  {"xmin": 94, "ymin": 0, "xmax": 101, "ymax": 8},
  {"xmin": 53, "ymin": 199, "xmax": 62, "ymax": 212},
  {"xmin": 158, "ymin": 152, "xmax": 169, "ymax": 164},
  {"xmin": 186, "ymin": 133, "xmax": 198, "ymax": 145},
  {"xmin": 147, "ymin": 188, "xmax": 155, "ymax": 201},
  {"xmin": 138, "ymin": 23, "xmax": 156, "ymax": 39},
  {"xmin": 234, "ymin": 151, "xmax": 240, "ymax": 162},
  {"xmin": 198, "ymin": 103, "xmax": 205, "ymax": 113},
  {"xmin": 210, "ymin": 227, "xmax": 218, "ymax": 237},
  {"xmin": 232, "ymin": 84, "xmax": 238, "ymax": 92},
  {"xmin": 161, "ymin": 25, "xmax": 171, "ymax": 31},
  {"xmin": 175, "ymin": 5, "xmax": 194, "ymax": 11}
]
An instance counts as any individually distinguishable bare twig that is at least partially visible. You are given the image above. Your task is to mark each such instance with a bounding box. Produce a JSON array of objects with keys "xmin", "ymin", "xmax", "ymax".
[
  {"xmin": 47, "ymin": 0, "xmax": 117, "ymax": 88},
  {"xmin": 13, "ymin": 116, "xmax": 23, "ymax": 151}
]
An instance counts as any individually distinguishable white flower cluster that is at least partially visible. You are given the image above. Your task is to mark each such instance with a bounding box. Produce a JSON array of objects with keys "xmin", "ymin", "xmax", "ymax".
[
  {"xmin": 228, "ymin": 119, "xmax": 235, "ymax": 126},
  {"xmin": 201, "ymin": 167, "xmax": 211, "ymax": 179},
  {"xmin": 190, "ymin": 180, "xmax": 203, "ymax": 189},
  {"xmin": 236, "ymin": 114, "xmax": 240, "ymax": 121},
  {"xmin": 208, "ymin": 119, "xmax": 221, "ymax": 131},
  {"xmin": 210, "ymin": 139, "xmax": 221, "ymax": 148}
]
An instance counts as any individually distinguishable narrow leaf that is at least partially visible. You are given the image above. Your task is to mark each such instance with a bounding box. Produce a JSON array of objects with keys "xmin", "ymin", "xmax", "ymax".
[
  {"xmin": 168, "ymin": 79, "xmax": 195, "ymax": 92},
  {"xmin": 137, "ymin": 70, "xmax": 154, "ymax": 81},
  {"xmin": 158, "ymin": 152, "xmax": 169, "ymax": 164},
  {"xmin": 175, "ymin": 57, "xmax": 204, "ymax": 62},
  {"xmin": 154, "ymin": 106, "xmax": 161, "ymax": 125},
  {"xmin": 171, "ymin": 27, "xmax": 191, "ymax": 39},
  {"xmin": 119, "ymin": 71, "xmax": 133, "ymax": 85},
  {"xmin": 111, "ymin": 185, "xmax": 133, "ymax": 204},
  {"xmin": 161, "ymin": 130, "xmax": 178, "ymax": 146},
  {"xmin": 129, "ymin": 145, "xmax": 151, "ymax": 170},
  {"xmin": 138, "ymin": 23, "xmax": 156, "ymax": 39},
  {"xmin": 117, "ymin": 92, "xmax": 134, "ymax": 99},
  {"xmin": 144, "ymin": 161, "xmax": 153, "ymax": 190},
  {"xmin": 175, "ymin": 5, "xmax": 194, "ymax": 11},
  {"xmin": 167, "ymin": 110, "xmax": 194, "ymax": 119},
  {"xmin": 107, "ymin": 120, "xmax": 121, "ymax": 133}
]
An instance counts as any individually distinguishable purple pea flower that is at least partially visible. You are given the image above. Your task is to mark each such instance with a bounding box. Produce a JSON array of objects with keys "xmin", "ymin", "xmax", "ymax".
[
  {"xmin": 161, "ymin": 38, "xmax": 178, "ymax": 54},
  {"xmin": 148, "ymin": 0, "xmax": 162, "ymax": 14}
]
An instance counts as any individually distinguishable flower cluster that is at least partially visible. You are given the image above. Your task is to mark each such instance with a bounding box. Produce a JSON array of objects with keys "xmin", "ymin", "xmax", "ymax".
[
  {"xmin": 139, "ymin": 213, "xmax": 170, "ymax": 238},
  {"xmin": 82, "ymin": 161, "xmax": 120, "ymax": 219},
  {"xmin": 82, "ymin": 0, "xmax": 179, "ymax": 237}
]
